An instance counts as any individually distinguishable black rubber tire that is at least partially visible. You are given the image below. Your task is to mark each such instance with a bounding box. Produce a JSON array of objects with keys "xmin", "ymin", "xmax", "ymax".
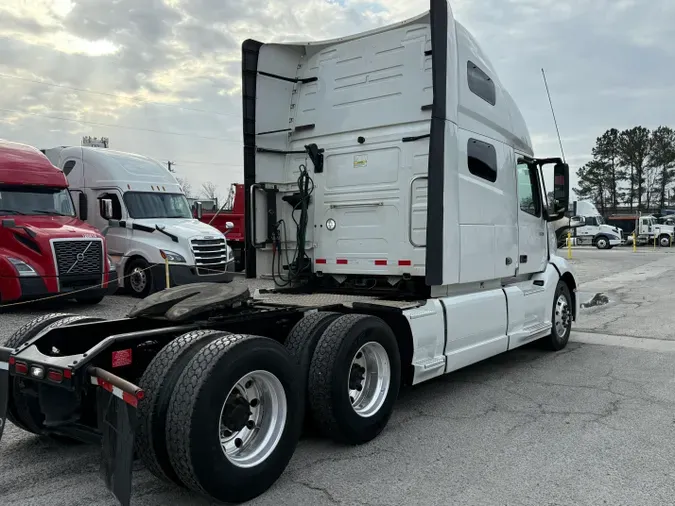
[
  {"xmin": 4, "ymin": 314, "xmax": 102, "ymax": 436},
  {"xmin": 74, "ymin": 294, "xmax": 105, "ymax": 305},
  {"xmin": 136, "ymin": 329, "xmax": 231, "ymax": 486},
  {"xmin": 284, "ymin": 311, "xmax": 341, "ymax": 426},
  {"xmin": 166, "ymin": 334, "xmax": 302, "ymax": 504},
  {"xmin": 307, "ymin": 314, "xmax": 401, "ymax": 445},
  {"xmin": 126, "ymin": 257, "xmax": 153, "ymax": 298},
  {"xmin": 595, "ymin": 236, "xmax": 609, "ymax": 250},
  {"xmin": 541, "ymin": 280, "xmax": 573, "ymax": 351}
]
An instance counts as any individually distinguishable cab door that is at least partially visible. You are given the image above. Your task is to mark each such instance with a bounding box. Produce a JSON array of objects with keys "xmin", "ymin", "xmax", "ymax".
[{"xmin": 516, "ymin": 159, "xmax": 547, "ymax": 275}]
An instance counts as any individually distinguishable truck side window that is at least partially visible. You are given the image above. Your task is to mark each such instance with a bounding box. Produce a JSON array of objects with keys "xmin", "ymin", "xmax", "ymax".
[
  {"xmin": 99, "ymin": 193, "xmax": 122, "ymax": 220},
  {"xmin": 63, "ymin": 161, "xmax": 76, "ymax": 176},
  {"xmin": 467, "ymin": 138, "xmax": 497, "ymax": 183},
  {"xmin": 517, "ymin": 162, "xmax": 541, "ymax": 217},
  {"xmin": 467, "ymin": 61, "xmax": 496, "ymax": 106}
]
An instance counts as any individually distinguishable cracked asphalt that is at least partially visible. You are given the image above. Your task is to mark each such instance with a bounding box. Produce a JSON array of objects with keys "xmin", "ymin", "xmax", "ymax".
[{"xmin": 2, "ymin": 250, "xmax": 675, "ymax": 506}]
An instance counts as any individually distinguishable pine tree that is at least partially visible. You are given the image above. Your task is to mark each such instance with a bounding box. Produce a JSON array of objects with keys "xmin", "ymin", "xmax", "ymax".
[
  {"xmin": 574, "ymin": 160, "xmax": 610, "ymax": 214},
  {"xmin": 618, "ymin": 127, "xmax": 652, "ymax": 211},
  {"xmin": 592, "ymin": 128, "xmax": 624, "ymax": 209},
  {"xmin": 649, "ymin": 126, "xmax": 675, "ymax": 211}
]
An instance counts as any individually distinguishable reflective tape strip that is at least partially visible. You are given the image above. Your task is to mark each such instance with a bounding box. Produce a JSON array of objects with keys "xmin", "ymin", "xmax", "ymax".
[
  {"xmin": 0, "ymin": 361, "xmax": 8, "ymax": 371},
  {"xmin": 90, "ymin": 376, "xmax": 138, "ymax": 408}
]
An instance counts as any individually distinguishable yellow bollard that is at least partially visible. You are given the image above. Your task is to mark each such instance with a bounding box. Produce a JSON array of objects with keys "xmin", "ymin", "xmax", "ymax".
[
  {"xmin": 164, "ymin": 256, "xmax": 170, "ymax": 289},
  {"xmin": 654, "ymin": 235, "xmax": 657, "ymax": 249},
  {"xmin": 567, "ymin": 232, "xmax": 572, "ymax": 259},
  {"xmin": 632, "ymin": 232, "xmax": 636, "ymax": 252}
]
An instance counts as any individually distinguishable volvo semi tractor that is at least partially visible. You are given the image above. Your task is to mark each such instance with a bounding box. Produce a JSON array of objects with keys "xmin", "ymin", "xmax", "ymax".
[
  {"xmin": 0, "ymin": 139, "xmax": 117, "ymax": 305},
  {"xmin": 567, "ymin": 200, "xmax": 624, "ymax": 249},
  {"xmin": 0, "ymin": 3, "xmax": 579, "ymax": 505},
  {"xmin": 41, "ymin": 146, "xmax": 235, "ymax": 297}
]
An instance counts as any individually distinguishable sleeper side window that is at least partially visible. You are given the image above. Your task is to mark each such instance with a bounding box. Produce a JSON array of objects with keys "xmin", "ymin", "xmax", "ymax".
[
  {"xmin": 467, "ymin": 61, "xmax": 496, "ymax": 106},
  {"xmin": 468, "ymin": 138, "xmax": 497, "ymax": 183}
]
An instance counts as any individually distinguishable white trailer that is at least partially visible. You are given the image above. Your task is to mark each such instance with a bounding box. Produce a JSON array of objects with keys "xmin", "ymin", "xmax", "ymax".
[
  {"xmin": 41, "ymin": 146, "xmax": 235, "ymax": 296},
  {"xmin": 2, "ymin": 3, "xmax": 579, "ymax": 506}
]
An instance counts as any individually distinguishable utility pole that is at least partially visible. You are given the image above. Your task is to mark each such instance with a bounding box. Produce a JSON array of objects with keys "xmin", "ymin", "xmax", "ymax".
[{"xmin": 167, "ymin": 161, "xmax": 175, "ymax": 172}]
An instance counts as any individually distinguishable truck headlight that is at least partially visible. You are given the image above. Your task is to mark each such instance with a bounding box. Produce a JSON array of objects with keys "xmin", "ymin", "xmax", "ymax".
[
  {"xmin": 8, "ymin": 257, "xmax": 38, "ymax": 277},
  {"xmin": 227, "ymin": 246, "xmax": 233, "ymax": 261},
  {"xmin": 160, "ymin": 250, "xmax": 186, "ymax": 263}
]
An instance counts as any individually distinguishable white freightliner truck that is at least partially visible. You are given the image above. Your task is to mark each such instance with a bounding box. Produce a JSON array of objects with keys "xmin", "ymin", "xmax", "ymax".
[
  {"xmin": 0, "ymin": 3, "xmax": 579, "ymax": 505},
  {"xmin": 40, "ymin": 146, "xmax": 235, "ymax": 296}
]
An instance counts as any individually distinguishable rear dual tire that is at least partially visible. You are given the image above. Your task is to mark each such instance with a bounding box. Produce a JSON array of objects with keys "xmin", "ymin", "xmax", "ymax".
[
  {"xmin": 307, "ymin": 314, "xmax": 401, "ymax": 445},
  {"xmin": 140, "ymin": 334, "xmax": 303, "ymax": 504}
]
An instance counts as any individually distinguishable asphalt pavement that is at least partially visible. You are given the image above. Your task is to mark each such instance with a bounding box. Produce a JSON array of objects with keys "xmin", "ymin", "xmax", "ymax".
[{"xmin": 1, "ymin": 249, "xmax": 675, "ymax": 506}]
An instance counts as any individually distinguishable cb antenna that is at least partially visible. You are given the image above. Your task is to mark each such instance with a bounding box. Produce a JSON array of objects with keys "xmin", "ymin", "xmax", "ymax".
[{"xmin": 541, "ymin": 68, "xmax": 566, "ymax": 163}]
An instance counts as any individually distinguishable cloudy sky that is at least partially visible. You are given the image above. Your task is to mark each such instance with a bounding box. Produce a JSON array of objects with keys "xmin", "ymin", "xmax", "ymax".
[{"xmin": 1, "ymin": 0, "xmax": 673, "ymax": 201}]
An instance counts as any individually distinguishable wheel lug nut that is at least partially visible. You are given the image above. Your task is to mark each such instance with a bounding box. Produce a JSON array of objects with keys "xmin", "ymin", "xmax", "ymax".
[
  {"xmin": 235, "ymin": 438, "xmax": 243, "ymax": 448},
  {"xmin": 245, "ymin": 380, "xmax": 253, "ymax": 389},
  {"xmin": 250, "ymin": 398, "xmax": 259, "ymax": 407},
  {"xmin": 246, "ymin": 420, "xmax": 255, "ymax": 429}
]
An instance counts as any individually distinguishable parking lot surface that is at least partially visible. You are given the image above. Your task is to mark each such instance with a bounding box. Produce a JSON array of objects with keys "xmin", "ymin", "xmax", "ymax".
[{"xmin": 2, "ymin": 249, "xmax": 675, "ymax": 506}]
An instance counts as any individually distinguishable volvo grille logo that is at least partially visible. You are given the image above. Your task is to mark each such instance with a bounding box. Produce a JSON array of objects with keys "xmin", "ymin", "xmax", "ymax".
[{"xmin": 66, "ymin": 241, "xmax": 93, "ymax": 274}]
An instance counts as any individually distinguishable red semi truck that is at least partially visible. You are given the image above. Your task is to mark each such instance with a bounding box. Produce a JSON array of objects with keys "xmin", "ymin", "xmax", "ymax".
[
  {"xmin": 0, "ymin": 139, "xmax": 118, "ymax": 305},
  {"xmin": 192, "ymin": 183, "xmax": 245, "ymax": 271}
]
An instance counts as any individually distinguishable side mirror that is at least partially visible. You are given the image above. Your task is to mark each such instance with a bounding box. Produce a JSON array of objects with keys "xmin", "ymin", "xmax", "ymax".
[
  {"xmin": 79, "ymin": 193, "xmax": 88, "ymax": 221},
  {"xmin": 569, "ymin": 216, "xmax": 585, "ymax": 228},
  {"xmin": 195, "ymin": 201, "xmax": 203, "ymax": 219},
  {"xmin": 225, "ymin": 221, "xmax": 234, "ymax": 230},
  {"xmin": 100, "ymin": 198, "xmax": 113, "ymax": 220},
  {"xmin": 546, "ymin": 162, "xmax": 569, "ymax": 222}
]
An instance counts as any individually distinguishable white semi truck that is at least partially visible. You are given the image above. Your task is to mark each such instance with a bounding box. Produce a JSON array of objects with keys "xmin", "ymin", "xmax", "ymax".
[
  {"xmin": 1, "ymin": 3, "xmax": 579, "ymax": 506},
  {"xmin": 568, "ymin": 200, "xmax": 624, "ymax": 249},
  {"xmin": 41, "ymin": 146, "xmax": 235, "ymax": 296}
]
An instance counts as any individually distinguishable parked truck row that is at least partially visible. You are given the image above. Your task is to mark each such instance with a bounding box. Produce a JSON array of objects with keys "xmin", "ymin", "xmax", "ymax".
[
  {"xmin": 0, "ymin": 3, "xmax": 579, "ymax": 506},
  {"xmin": 0, "ymin": 139, "xmax": 238, "ymax": 305}
]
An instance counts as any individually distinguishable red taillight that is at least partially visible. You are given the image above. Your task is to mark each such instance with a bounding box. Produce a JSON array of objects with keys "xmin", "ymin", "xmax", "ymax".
[
  {"xmin": 315, "ymin": 258, "xmax": 326, "ymax": 264},
  {"xmin": 336, "ymin": 259, "xmax": 348, "ymax": 265},
  {"xmin": 14, "ymin": 362, "xmax": 28, "ymax": 375},
  {"xmin": 47, "ymin": 369, "xmax": 63, "ymax": 383},
  {"xmin": 63, "ymin": 369, "xmax": 72, "ymax": 379},
  {"xmin": 374, "ymin": 260, "xmax": 387, "ymax": 266},
  {"xmin": 398, "ymin": 260, "xmax": 412, "ymax": 266},
  {"xmin": 136, "ymin": 390, "xmax": 145, "ymax": 401},
  {"xmin": 9, "ymin": 357, "xmax": 15, "ymax": 365}
]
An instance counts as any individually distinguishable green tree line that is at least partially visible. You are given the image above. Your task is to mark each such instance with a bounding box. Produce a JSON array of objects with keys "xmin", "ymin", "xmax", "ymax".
[{"xmin": 574, "ymin": 126, "xmax": 675, "ymax": 214}]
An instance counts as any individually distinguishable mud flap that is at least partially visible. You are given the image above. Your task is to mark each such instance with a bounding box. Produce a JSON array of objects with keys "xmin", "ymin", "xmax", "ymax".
[
  {"xmin": 0, "ymin": 347, "xmax": 10, "ymax": 442},
  {"xmin": 90, "ymin": 368, "xmax": 144, "ymax": 506}
]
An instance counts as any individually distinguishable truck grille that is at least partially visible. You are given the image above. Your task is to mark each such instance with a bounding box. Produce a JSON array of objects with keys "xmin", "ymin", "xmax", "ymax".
[
  {"xmin": 52, "ymin": 239, "xmax": 104, "ymax": 290},
  {"xmin": 191, "ymin": 238, "xmax": 228, "ymax": 276}
]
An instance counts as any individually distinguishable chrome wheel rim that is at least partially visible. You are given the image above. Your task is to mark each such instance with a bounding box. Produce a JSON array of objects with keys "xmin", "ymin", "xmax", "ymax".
[
  {"xmin": 348, "ymin": 342, "xmax": 391, "ymax": 418},
  {"xmin": 661, "ymin": 237, "xmax": 670, "ymax": 247},
  {"xmin": 554, "ymin": 294, "xmax": 571, "ymax": 338},
  {"xmin": 219, "ymin": 370, "xmax": 287, "ymax": 468},
  {"xmin": 597, "ymin": 239, "xmax": 607, "ymax": 249},
  {"xmin": 130, "ymin": 267, "xmax": 147, "ymax": 293}
]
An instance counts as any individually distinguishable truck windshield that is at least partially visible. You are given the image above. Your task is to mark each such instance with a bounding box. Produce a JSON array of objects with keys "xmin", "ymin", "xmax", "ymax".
[
  {"xmin": 124, "ymin": 192, "xmax": 192, "ymax": 219},
  {"xmin": 597, "ymin": 216, "xmax": 605, "ymax": 225},
  {"xmin": 0, "ymin": 186, "xmax": 76, "ymax": 217}
]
